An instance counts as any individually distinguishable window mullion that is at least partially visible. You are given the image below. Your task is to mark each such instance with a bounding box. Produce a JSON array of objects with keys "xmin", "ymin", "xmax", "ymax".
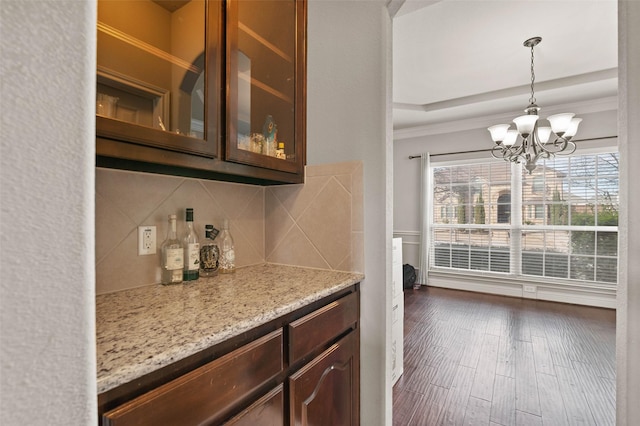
[{"xmin": 511, "ymin": 162, "xmax": 523, "ymax": 276}]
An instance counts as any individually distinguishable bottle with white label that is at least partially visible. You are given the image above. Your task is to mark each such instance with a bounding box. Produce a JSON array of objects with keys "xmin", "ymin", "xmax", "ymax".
[
  {"xmin": 218, "ymin": 219, "xmax": 236, "ymax": 274},
  {"xmin": 161, "ymin": 214, "xmax": 183, "ymax": 285},
  {"xmin": 182, "ymin": 208, "xmax": 200, "ymax": 281}
]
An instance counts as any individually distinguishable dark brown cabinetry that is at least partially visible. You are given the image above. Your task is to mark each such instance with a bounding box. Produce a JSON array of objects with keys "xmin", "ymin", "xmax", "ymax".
[
  {"xmin": 96, "ymin": 0, "xmax": 306, "ymax": 185},
  {"xmin": 226, "ymin": 385, "xmax": 284, "ymax": 426},
  {"xmin": 98, "ymin": 285, "xmax": 359, "ymax": 426},
  {"xmin": 289, "ymin": 331, "xmax": 359, "ymax": 426}
]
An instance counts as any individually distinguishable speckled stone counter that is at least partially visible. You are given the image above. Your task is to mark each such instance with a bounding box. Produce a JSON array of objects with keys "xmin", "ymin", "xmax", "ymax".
[{"xmin": 96, "ymin": 264, "xmax": 363, "ymax": 394}]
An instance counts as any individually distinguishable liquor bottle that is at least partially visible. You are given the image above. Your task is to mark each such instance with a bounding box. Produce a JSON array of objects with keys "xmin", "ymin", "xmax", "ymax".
[
  {"xmin": 161, "ymin": 214, "xmax": 183, "ymax": 285},
  {"xmin": 199, "ymin": 224, "xmax": 220, "ymax": 278},
  {"xmin": 218, "ymin": 219, "xmax": 236, "ymax": 274},
  {"xmin": 182, "ymin": 208, "xmax": 200, "ymax": 281},
  {"xmin": 276, "ymin": 141, "xmax": 286, "ymax": 159}
]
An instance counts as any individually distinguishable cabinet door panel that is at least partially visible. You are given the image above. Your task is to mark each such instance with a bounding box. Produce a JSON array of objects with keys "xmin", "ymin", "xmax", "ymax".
[
  {"xmin": 225, "ymin": 0, "xmax": 306, "ymax": 175},
  {"xmin": 102, "ymin": 329, "xmax": 283, "ymax": 426},
  {"xmin": 288, "ymin": 331, "xmax": 359, "ymax": 426},
  {"xmin": 97, "ymin": 0, "xmax": 222, "ymax": 157}
]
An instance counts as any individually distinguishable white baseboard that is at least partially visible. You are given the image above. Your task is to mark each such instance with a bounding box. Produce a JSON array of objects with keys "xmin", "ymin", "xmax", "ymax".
[{"xmin": 426, "ymin": 272, "xmax": 616, "ymax": 309}]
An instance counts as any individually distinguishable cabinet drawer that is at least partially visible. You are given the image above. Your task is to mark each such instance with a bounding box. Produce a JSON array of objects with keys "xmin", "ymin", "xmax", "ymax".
[
  {"xmin": 288, "ymin": 292, "xmax": 358, "ymax": 364},
  {"xmin": 225, "ymin": 384, "xmax": 284, "ymax": 426},
  {"xmin": 103, "ymin": 329, "xmax": 283, "ymax": 426}
]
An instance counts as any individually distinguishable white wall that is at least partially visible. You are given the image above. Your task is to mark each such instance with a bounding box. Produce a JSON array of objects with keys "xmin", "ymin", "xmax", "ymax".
[
  {"xmin": 617, "ymin": 0, "xmax": 640, "ymax": 422},
  {"xmin": 307, "ymin": 1, "xmax": 393, "ymax": 424},
  {"xmin": 0, "ymin": 0, "xmax": 97, "ymax": 424}
]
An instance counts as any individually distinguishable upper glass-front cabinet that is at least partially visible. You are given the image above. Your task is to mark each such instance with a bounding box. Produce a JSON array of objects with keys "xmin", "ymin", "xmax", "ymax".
[
  {"xmin": 225, "ymin": 0, "xmax": 306, "ymax": 175},
  {"xmin": 96, "ymin": 0, "xmax": 222, "ymax": 157}
]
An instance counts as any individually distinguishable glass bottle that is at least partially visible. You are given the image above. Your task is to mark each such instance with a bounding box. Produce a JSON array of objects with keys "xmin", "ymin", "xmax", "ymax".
[
  {"xmin": 182, "ymin": 208, "xmax": 200, "ymax": 281},
  {"xmin": 218, "ymin": 219, "xmax": 236, "ymax": 274},
  {"xmin": 161, "ymin": 214, "xmax": 183, "ymax": 285},
  {"xmin": 199, "ymin": 224, "xmax": 220, "ymax": 278}
]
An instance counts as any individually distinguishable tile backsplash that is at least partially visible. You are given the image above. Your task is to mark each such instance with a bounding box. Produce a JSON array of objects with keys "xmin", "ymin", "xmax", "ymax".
[{"xmin": 96, "ymin": 161, "xmax": 363, "ymax": 294}]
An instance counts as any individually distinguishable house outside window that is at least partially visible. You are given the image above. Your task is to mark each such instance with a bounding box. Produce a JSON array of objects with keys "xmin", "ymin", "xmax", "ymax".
[{"xmin": 430, "ymin": 151, "xmax": 619, "ymax": 285}]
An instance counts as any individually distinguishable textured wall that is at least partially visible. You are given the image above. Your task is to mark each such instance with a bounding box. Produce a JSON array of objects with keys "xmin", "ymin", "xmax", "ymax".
[
  {"xmin": 0, "ymin": 1, "xmax": 97, "ymax": 424},
  {"xmin": 306, "ymin": 1, "xmax": 393, "ymax": 424},
  {"xmin": 616, "ymin": 1, "xmax": 640, "ymax": 422}
]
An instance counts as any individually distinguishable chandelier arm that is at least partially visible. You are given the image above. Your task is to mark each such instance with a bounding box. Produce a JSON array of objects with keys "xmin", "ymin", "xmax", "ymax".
[
  {"xmin": 538, "ymin": 136, "xmax": 568, "ymax": 155},
  {"xmin": 532, "ymin": 130, "xmax": 556, "ymax": 156},
  {"xmin": 510, "ymin": 139, "xmax": 526, "ymax": 158},
  {"xmin": 491, "ymin": 145, "xmax": 505, "ymax": 160}
]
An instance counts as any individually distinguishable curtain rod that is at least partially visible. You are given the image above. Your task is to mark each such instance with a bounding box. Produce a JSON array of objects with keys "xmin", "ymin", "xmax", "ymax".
[{"xmin": 407, "ymin": 135, "xmax": 618, "ymax": 159}]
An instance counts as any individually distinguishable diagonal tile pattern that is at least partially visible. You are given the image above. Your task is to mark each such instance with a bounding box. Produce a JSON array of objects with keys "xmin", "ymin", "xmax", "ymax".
[
  {"xmin": 95, "ymin": 161, "xmax": 363, "ymax": 295},
  {"xmin": 267, "ymin": 161, "xmax": 363, "ymax": 272}
]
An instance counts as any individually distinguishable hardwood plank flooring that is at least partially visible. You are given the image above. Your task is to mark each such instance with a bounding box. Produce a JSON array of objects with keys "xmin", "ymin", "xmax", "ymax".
[{"xmin": 393, "ymin": 286, "xmax": 616, "ymax": 426}]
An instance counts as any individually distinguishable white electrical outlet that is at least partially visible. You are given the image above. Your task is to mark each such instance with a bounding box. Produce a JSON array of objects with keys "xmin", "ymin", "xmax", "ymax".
[
  {"xmin": 138, "ymin": 226, "xmax": 156, "ymax": 255},
  {"xmin": 524, "ymin": 285, "xmax": 537, "ymax": 293}
]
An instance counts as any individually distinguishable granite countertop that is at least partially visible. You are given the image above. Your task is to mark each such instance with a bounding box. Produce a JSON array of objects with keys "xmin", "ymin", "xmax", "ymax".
[{"xmin": 96, "ymin": 264, "xmax": 364, "ymax": 394}]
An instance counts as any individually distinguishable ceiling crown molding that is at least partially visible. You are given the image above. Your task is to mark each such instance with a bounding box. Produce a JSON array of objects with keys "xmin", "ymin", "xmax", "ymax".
[{"xmin": 393, "ymin": 96, "xmax": 618, "ymax": 140}]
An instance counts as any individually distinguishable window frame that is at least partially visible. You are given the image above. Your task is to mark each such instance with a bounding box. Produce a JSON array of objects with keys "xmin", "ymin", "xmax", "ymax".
[{"xmin": 429, "ymin": 149, "xmax": 619, "ymax": 287}]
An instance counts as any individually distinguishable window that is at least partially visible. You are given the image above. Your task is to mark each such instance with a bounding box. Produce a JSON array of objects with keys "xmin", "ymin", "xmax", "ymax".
[
  {"xmin": 497, "ymin": 192, "xmax": 511, "ymax": 223},
  {"xmin": 430, "ymin": 152, "xmax": 619, "ymax": 285},
  {"xmin": 532, "ymin": 176, "xmax": 544, "ymax": 193}
]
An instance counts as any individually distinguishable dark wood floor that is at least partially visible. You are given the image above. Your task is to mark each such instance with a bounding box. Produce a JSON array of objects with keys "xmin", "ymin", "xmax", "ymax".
[{"xmin": 392, "ymin": 286, "xmax": 616, "ymax": 426}]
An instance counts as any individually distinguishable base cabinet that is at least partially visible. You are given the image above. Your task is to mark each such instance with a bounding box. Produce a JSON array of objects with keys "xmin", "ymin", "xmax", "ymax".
[
  {"xmin": 289, "ymin": 331, "xmax": 359, "ymax": 426},
  {"xmin": 99, "ymin": 286, "xmax": 359, "ymax": 426}
]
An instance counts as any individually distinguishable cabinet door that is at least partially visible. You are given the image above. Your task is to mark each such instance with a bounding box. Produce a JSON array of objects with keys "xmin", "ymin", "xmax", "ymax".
[
  {"xmin": 288, "ymin": 330, "xmax": 359, "ymax": 426},
  {"xmin": 225, "ymin": 0, "xmax": 306, "ymax": 176},
  {"xmin": 96, "ymin": 0, "xmax": 223, "ymax": 158}
]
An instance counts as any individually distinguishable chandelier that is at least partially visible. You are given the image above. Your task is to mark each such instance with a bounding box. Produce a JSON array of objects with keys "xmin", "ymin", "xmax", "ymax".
[{"xmin": 488, "ymin": 37, "xmax": 581, "ymax": 173}]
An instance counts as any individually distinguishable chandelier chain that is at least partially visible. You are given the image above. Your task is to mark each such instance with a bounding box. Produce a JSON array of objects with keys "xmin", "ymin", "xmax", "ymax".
[{"xmin": 529, "ymin": 43, "xmax": 536, "ymax": 105}]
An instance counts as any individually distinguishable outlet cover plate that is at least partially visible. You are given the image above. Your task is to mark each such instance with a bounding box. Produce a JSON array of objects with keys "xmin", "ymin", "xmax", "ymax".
[
  {"xmin": 523, "ymin": 285, "xmax": 537, "ymax": 293},
  {"xmin": 138, "ymin": 226, "xmax": 156, "ymax": 255}
]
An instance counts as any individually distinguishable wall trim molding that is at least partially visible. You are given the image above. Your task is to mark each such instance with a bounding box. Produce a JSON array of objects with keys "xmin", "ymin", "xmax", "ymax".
[
  {"xmin": 393, "ymin": 230, "xmax": 420, "ymax": 236},
  {"xmin": 393, "ymin": 230, "xmax": 420, "ymax": 245}
]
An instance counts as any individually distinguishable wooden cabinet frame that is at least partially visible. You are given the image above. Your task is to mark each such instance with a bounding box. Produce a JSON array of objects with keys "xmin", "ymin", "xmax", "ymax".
[
  {"xmin": 96, "ymin": 0, "xmax": 307, "ymax": 185},
  {"xmin": 225, "ymin": 0, "xmax": 307, "ymax": 176}
]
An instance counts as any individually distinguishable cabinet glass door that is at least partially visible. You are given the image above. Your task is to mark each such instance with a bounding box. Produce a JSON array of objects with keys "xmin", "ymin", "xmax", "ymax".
[
  {"xmin": 226, "ymin": 0, "xmax": 306, "ymax": 175},
  {"xmin": 96, "ymin": 0, "xmax": 222, "ymax": 157}
]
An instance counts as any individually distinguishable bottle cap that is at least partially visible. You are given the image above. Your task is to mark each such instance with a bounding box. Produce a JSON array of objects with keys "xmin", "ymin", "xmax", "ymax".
[
  {"xmin": 205, "ymin": 224, "xmax": 219, "ymax": 240},
  {"xmin": 186, "ymin": 208, "xmax": 194, "ymax": 221}
]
